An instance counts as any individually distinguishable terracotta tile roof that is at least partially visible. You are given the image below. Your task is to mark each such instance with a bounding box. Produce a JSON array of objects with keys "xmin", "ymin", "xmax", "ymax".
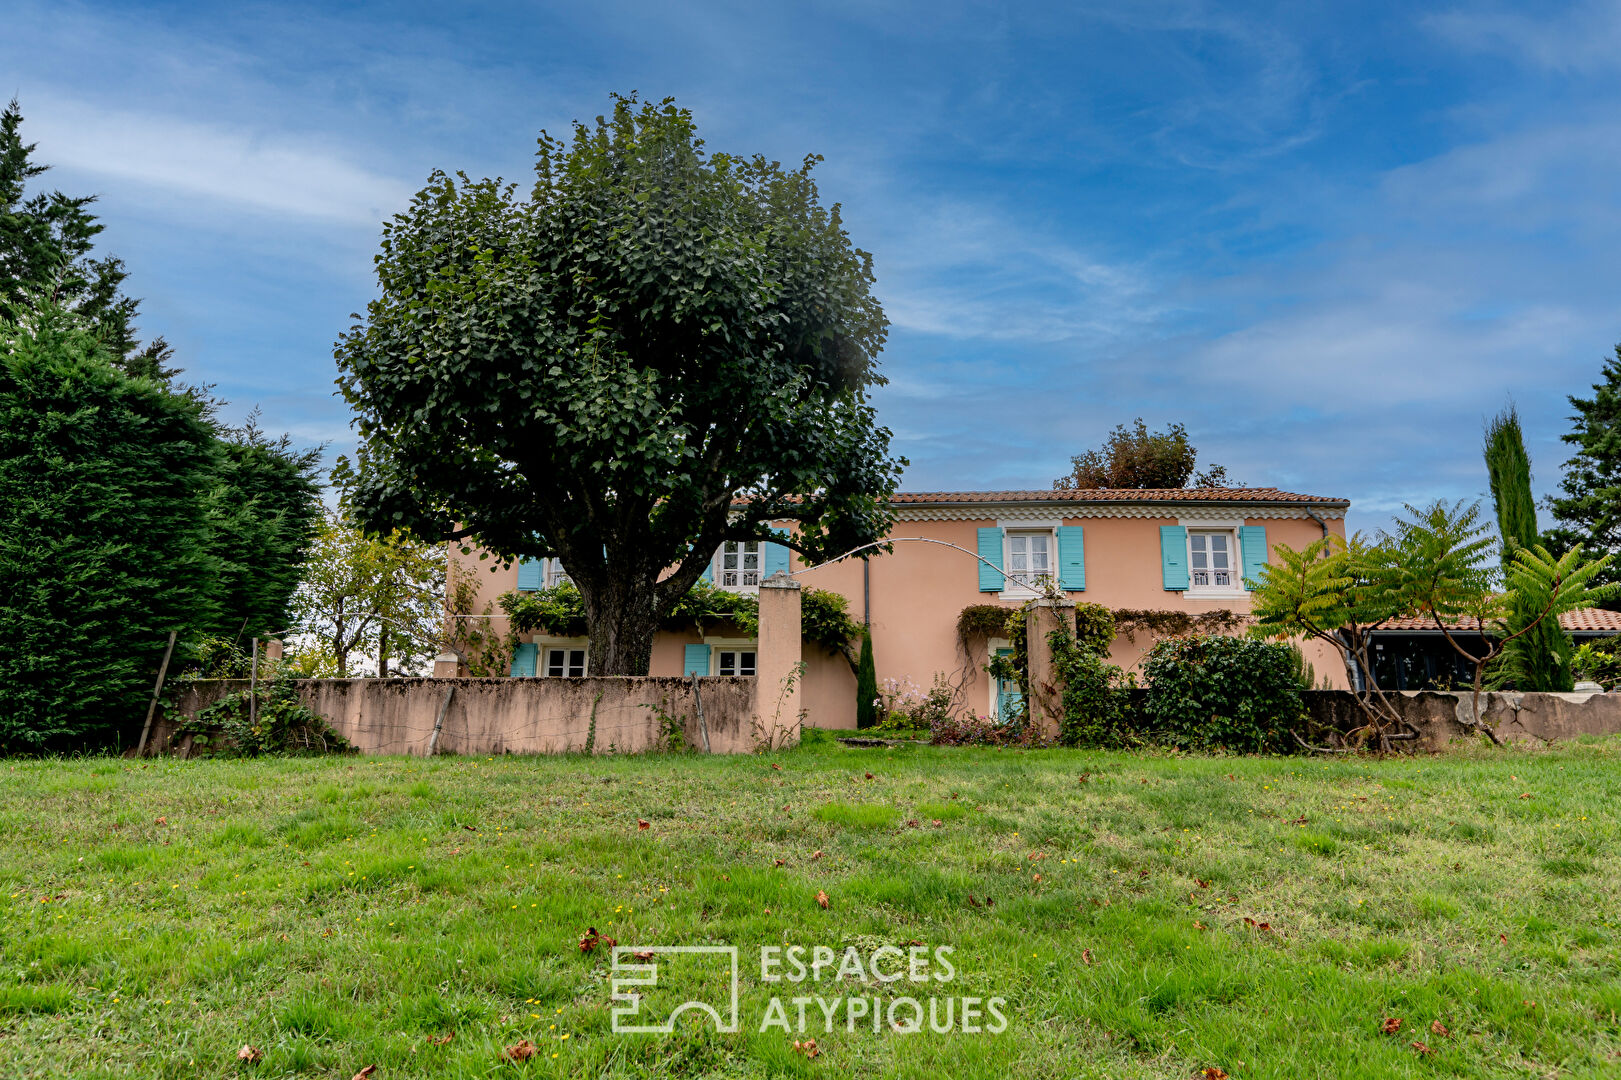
[
  {"xmin": 1377, "ymin": 609, "xmax": 1621, "ymax": 633},
  {"xmin": 890, "ymin": 487, "xmax": 1350, "ymax": 507}
]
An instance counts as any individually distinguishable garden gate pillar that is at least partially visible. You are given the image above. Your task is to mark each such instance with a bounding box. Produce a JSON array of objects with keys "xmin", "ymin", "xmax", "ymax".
[
  {"xmin": 755, "ymin": 571, "xmax": 804, "ymax": 750},
  {"xmin": 1026, "ymin": 598, "xmax": 1075, "ymax": 742}
]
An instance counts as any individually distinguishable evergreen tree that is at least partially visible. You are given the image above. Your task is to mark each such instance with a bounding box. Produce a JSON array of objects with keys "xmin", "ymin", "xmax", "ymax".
[
  {"xmin": 0, "ymin": 319, "xmax": 221, "ymax": 749},
  {"xmin": 1548, "ymin": 344, "xmax": 1621, "ymax": 603},
  {"xmin": 0, "ymin": 99, "xmax": 174, "ymax": 379},
  {"xmin": 0, "ymin": 100, "xmax": 324, "ymax": 748},
  {"xmin": 1485, "ymin": 406, "xmax": 1574, "ymax": 690},
  {"xmin": 855, "ymin": 631, "xmax": 879, "ymax": 729}
]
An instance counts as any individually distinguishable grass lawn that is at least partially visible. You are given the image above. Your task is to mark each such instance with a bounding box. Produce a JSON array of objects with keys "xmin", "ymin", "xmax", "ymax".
[{"xmin": 2, "ymin": 732, "xmax": 1619, "ymax": 1079}]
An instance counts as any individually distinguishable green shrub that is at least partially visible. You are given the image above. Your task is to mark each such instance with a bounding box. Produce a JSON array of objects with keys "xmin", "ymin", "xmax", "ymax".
[
  {"xmin": 856, "ymin": 632, "xmax": 879, "ymax": 729},
  {"xmin": 1140, "ymin": 634, "xmax": 1306, "ymax": 753},
  {"xmin": 1051, "ymin": 629, "xmax": 1132, "ymax": 748}
]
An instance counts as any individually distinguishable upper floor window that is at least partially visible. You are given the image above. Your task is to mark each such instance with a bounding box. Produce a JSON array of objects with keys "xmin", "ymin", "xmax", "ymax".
[
  {"xmin": 1188, "ymin": 529, "xmax": 1236, "ymax": 591},
  {"xmin": 546, "ymin": 558, "xmax": 571, "ymax": 589},
  {"xmin": 1005, "ymin": 530, "xmax": 1054, "ymax": 591},
  {"xmin": 717, "ymin": 541, "xmax": 762, "ymax": 591}
]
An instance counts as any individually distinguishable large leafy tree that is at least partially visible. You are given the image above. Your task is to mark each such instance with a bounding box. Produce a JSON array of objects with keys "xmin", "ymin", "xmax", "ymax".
[
  {"xmin": 337, "ymin": 94, "xmax": 903, "ymax": 674},
  {"xmin": 1054, "ymin": 418, "xmax": 1232, "ymax": 490},
  {"xmin": 1547, "ymin": 343, "xmax": 1621, "ymax": 601},
  {"xmin": 1484, "ymin": 406, "xmax": 1574, "ymax": 690}
]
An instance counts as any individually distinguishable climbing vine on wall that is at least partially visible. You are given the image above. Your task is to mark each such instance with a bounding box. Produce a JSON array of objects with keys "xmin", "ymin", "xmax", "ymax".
[{"xmin": 1110, "ymin": 607, "xmax": 1241, "ymax": 642}]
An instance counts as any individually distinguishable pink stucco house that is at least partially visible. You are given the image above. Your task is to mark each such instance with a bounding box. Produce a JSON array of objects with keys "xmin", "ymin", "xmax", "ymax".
[{"xmin": 451, "ymin": 487, "xmax": 1352, "ymax": 727}]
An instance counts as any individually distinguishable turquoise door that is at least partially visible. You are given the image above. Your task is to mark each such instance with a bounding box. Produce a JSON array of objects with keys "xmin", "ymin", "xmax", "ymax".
[{"xmin": 994, "ymin": 648, "xmax": 1022, "ymax": 721}]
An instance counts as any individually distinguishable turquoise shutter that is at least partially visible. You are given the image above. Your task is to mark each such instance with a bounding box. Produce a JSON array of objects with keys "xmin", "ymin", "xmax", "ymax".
[
  {"xmin": 683, "ymin": 644, "xmax": 711, "ymax": 677},
  {"xmin": 1159, "ymin": 526, "xmax": 1190, "ymax": 590},
  {"xmin": 1056, "ymin": 526, "xmax": 1085, "ymax": 591},
  {"xmin": 510, "ymin": 642, "xmax": 538, "ymax": 677},
  {"xmin": 1239, "ymin": 526, "xmax": 1269, "ymax": 588},
  {"xmin": 516, "ymin": 557, "xmax": 544, "ymax": 591},
  {"xmin": 698, "ymin": 545, "xmax": 714, "ymax": 584},
  {"xmin": 763, "ymin": 527, "xmax": 791, "ymax": 579},
  {"xmin": 977, "ymin": 527, "xmax": 1005, "ymax": 592}
]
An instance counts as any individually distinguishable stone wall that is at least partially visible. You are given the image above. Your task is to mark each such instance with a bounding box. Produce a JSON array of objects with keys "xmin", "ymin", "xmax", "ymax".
[
  {"xmin": 1302, "ymin": 689, "xmax": 1621, "ymax": 750},
  {"xmin": 165, "ymin": 675, "xmax": 760, "ymax": 756}
]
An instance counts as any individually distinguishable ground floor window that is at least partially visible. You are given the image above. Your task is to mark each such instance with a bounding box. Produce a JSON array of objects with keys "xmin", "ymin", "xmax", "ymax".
[
  {"xmin": 716, "ymin": 649, "xmax": 756, "ymax": 677},
  {"xmin": 544, "ymin": 647, "xmax": 587, "ymax": 678}
]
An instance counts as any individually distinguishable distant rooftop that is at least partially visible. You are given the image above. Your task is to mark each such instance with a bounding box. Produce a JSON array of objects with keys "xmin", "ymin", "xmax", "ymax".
[
  {"xmin": 1379, "ymin": 609, "xmax": 1621, "ymax": 634},
  {"xmin": 890, "ymin": 487, "xmax": 1350, "ymax": 508}
]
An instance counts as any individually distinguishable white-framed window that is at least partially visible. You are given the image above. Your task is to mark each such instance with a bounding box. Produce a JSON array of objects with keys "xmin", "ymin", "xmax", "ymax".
[
  {"xmin": 1188, "ymin": 529, "xmax": 1237, "ymax": 591},
  {"xmin": 715, "ymin": 649, "xmax": 756, "ymax": 677},
  {"xmin": 717, "ymin": 541, "xmax": 762, "ymax": 591},
  {"xmin": 543, "ymin": 646, "xmax": 587, "ymax": 677},
  {"xmin": 1005, "ymin": 530, "xmax": 1054, "ymax": 591},
  {"xmin": 546, "ymin": 558, "xmax": 572, "ymax": 589}
]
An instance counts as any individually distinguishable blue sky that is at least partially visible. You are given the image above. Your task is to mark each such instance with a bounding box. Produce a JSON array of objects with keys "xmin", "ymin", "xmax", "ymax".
[{"xmin": 7, "ymin": 1, "xmax": 1621, "ymax": 534}]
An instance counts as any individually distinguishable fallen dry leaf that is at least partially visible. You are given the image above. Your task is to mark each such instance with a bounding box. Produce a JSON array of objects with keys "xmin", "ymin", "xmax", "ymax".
[
  {"xmin": 579, "ymin": 926, "xmax": 616, "ymax": 953},
  {"xmin": 1077, "ymin": 772, "xmax": 1091, "ymax": 783},
  {"xmin": 966, "ymin": 895, "xmax": 981, "ymax": 909},
  {"xmin": 792, "ymin": 1037, "xmax": 820, "ymax": 1058},
  {"xmin": 461, "ymin": 824, "xmax": 476, "ymax": 831},
  {"xmin": 631, "ymin": 950, "xmax": 655, "ymax": 961},
  {"xmin": 864, "ymin": 772, "xmax": 874, "ymax": 779},
  {"xmin": 1499, "ymin": 932, "xmax": 1508, "ymax": 944},
  {"xmin": 905, "ymin": 818, "xmax": 920, "ymax": 828},
  {"xmin": 1410, "ymin": 1040, "xmax": 1433, "ymax": 1056},
  {"xmin": 773, "ymin": 858, "xmax": 786, "ymax": 866},
  {"xmin": 155, "ymin": 817, "xmax": 168, "ymax": 826},
  {"xmin": 1029, "ymin": 851, "xmax": 1048, "ymax": 861},
  {"xmin": 931, "ymin": 818, "xmax": 942, "ymax": 827},
  {"xmin": 811, "ymin": 850, "xmax": 824, "ymax": 860},
  {"xmin": 771, "ymin": 763, "xmax": 782, "ymax": 771},
  {"xmin": 1032, "ymin": 873, "xmax": 1043, "ymax": 882},
  {"xmin": 427, "ymin": 1033, "xmax": 453, "ymax": 1046},
  {"xmin": 1195, "ymin": 878, "xmax": 1211, "ymax": 889},
  {"xmin": 1381, "ymin": 1017, "xmax": 1403, "ymax": 1035},
  {"xmin": 1430, "ymin": 1020, "xmax": 1449, "ymax": 1038},
  {"xmin": 1193, "ymin": 921, "xmax": 1207, "ymax": 930},
  {"xmin": 637, "ymin": 819, "xmax": 649, "ymax": 830},
  {"xmin": 815, "ymin": 890, "xmax": 829, "ymax": 909},
  {"xmin": 1199, "ymin": 1068, "xmax": 1229, "ymax": 1080},
  {"xmin": 505, "ymin": 1040, "xmax": 538, "ymax": 1062},
  {"xmin": 237, "ymin": 1045, "xmax": 262, "ymax": 1063},
  {"xmin": 1081, "ymin": 948, "xmax": 1093, "ymax": 965},
  {"xmin": 351, "ymin": 1067, "xmax": 377, "ymax": 1080},
  {"xmin": 1519, "ymin": 792, "xmax": 1533, "ymax": 799}
]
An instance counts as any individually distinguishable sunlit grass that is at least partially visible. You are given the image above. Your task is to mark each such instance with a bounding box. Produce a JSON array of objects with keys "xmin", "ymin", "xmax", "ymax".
[{"xmin": 1, "ymin": 732, "xmax": 1618, "ymax": 1077}]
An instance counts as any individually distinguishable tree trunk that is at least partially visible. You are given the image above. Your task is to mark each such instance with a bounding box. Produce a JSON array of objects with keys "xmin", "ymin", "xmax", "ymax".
[
  {"xmin": 378, "ymin": 634, "xmax": 390, "ymax": 679},
  {"xmin": 578, "ymin": 577, "xmax": 660, "ymax": 676}
]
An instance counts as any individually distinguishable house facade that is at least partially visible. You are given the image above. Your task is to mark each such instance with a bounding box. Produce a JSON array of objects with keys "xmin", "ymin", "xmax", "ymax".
[{"xmin": 448, "ymin": 487, "xmax": 1352, "ymax": 727}]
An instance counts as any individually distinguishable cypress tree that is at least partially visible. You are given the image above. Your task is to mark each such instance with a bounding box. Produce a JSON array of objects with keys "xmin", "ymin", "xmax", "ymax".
[
  {"xmin": 1484, "ymin": 405, "xmax": 1574, "ymax": 690},
  {"xmin": 855, "ymin": 631, "xmax": 879, "ymax": 729}
]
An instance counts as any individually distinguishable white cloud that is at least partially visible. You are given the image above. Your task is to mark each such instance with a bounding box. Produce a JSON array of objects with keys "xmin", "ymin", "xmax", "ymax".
[
  {"xmin": 1427, "ymin": 1, "xmax": 1621, "ymax": 73},
  {"xmin": 22, "ymin": 94, "xmax": 414, "ymax": 227}
]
